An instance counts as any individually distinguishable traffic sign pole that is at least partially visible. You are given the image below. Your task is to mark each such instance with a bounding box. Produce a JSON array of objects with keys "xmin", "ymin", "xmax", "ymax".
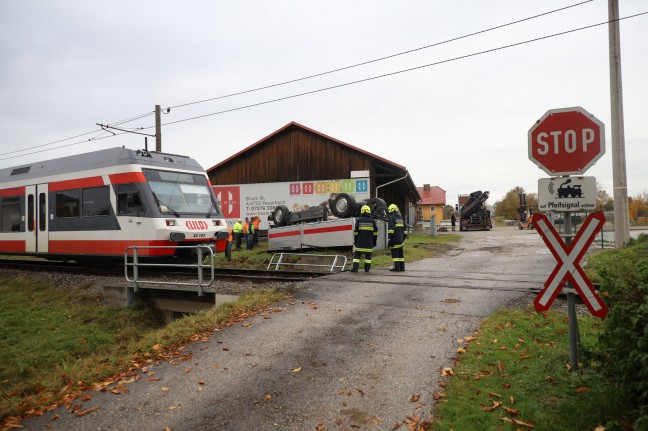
[{"xmin": 532, "ymin": 209, "xmax": 608, "ymax": 369}]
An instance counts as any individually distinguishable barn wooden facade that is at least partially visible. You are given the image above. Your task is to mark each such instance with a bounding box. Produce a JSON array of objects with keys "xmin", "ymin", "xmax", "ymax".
[{"xmin": 206, "ymin": 122, "xmax": 420, "ymax": 220}]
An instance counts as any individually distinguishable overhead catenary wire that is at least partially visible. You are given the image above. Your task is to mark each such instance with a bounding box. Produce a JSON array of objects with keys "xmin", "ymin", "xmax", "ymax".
[
  {"xmin": 1, "ymin": 8, "xmax": 646, "ymax": 163},
  {"xmin": 0, "ymin": 1, "xmax": 593, "ymax": 160},
  {"xmin": 166, "ymin": 0, "xmax": 594, "ymax": 110},
  {"xmin": 147, "ymin": 12, "xmax": 648, "ymax": 130}
]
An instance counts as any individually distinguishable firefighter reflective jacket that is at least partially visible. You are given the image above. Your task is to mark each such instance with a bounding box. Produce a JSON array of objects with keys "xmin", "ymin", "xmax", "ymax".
[
  {"xmin": 354, "ymin": 215, "xmax": 378, "ymax": 252},
  {"xmin": 388, "ymin": 211, "xmax": 406, "ymax": 248}
]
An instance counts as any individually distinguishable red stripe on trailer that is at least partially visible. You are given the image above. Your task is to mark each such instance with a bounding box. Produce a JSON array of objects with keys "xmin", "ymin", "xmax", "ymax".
[
  {"xmin": 268, "ymin": 230, "xmax": 302, "ymax": 239},
  {"xmin": 49, "ymin": 240, "xmax": 176, "ymax": 256},
  {"xmin": 109, "ymin": 172, "xmax": 146, "ymax": 184},
  {"xmin": 304, "ymin": 225, "xmax": 353, "ymax": 235},
  {"xmin": 49, "ymin": 176, "xmax": 105, "ymax": 192},
  {"xmin": 0, "ymin": 186, "xmax": 25, "ymax": 197},
  {"xmin": 0, "ymin": 240, "xmax": 26, "ymax": 253}
]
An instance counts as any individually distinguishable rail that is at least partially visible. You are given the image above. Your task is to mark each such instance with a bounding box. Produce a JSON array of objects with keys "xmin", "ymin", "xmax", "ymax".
[
  {"xmin": 267, "ymin": 253, "xmax": 347, "ymax": 272},
  {"xmin": 124, "ymin": 245, "xmax": 215, "ymax": 296}
]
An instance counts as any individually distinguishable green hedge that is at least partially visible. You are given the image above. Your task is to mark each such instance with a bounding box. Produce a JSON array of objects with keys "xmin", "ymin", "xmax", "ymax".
[{"xmin": 588, "ymin": 234, "xmax": 648, "ymax": 430}]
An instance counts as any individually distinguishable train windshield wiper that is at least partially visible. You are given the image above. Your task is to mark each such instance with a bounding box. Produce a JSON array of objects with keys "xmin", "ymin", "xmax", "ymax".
[{"xmin": 151, "ymin": 191, "xmax": 180, "ymax": 217}]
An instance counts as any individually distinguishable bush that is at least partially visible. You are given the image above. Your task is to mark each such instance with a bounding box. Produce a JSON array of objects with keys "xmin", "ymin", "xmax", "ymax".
[{"xmin": 588, "ymin": 234, "xmax": 648, "ymax": 429}]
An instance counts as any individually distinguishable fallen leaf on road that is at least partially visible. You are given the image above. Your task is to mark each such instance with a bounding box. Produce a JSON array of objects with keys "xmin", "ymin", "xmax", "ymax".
[
  {"xmin": 292, "ymin": 367, "xmax": 302, "ymax": 373},
  {"xmin": 75, "ymin": 406, "xmax": 99, "ymax": 417},
  {"xmin": 264, "ymin": 394, "xmax": 272, "ymax": 401},
  {"xmin": 410, "ymin": 394, "xmax": 420, "ymax": 402}
]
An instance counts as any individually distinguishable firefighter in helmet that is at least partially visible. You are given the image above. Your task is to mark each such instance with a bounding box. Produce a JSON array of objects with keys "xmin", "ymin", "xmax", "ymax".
[
  {"xmin": 350, "ymin": 205, "xmax": 378, "ymax": 273},
  {"xmin": 387, "ymin": 203, "xmax": 407, "ymax": 271}
]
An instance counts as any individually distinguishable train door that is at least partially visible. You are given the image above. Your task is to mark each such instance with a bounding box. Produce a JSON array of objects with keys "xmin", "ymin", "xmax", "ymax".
[{"xmin": 25, "ymin": 184, "xmax": 49, "ymax": 253}]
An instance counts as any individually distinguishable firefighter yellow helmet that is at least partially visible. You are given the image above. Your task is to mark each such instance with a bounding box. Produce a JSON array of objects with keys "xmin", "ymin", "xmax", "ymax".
[
  {"xmin": 388, "ymin": 204, "xmax": 399, "ymax": 213},
  {"xmin": 360, "ymin": 205, "xmax": 371, "ymax": 215}
]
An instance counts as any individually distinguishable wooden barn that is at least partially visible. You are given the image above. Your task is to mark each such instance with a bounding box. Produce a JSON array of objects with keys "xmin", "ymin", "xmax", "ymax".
[{"xmin": 206, "ymin": 121, "xmax": 420, "ymax": 222}]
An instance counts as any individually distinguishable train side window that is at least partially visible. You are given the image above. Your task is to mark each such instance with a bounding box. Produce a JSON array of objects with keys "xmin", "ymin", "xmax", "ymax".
[
  {"xmin": 28, "ymin": 194, "xmax": 34, "ymax": 232},
  {"xmin": 82, "ymin": 186, "xmax": 110, "ymax": 217},
  {"xmin": 117, "ymin": 192, "xmax": 144, "ymax": 216},
  {"xmin": 1, "ymin": 197, "xmax": 21, "ymax": 232},
  {"xmin": 39, "ymin": 193, "xmax": 47, "ymax": 230},
  {"xmin": 56, "ymin": 190, "xmax": 80, "ymax": 218}
]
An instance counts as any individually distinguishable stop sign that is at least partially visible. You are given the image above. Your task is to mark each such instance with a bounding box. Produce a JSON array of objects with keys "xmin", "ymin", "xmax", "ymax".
[{"xmin": 528, "ymin": 106, "xmax": 605, "ymax": 176}]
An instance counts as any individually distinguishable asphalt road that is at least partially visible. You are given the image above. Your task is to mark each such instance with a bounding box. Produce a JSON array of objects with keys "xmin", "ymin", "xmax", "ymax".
[{"xmin": 23, "ymin": 226, "xmax": 556, "ymax": 431}]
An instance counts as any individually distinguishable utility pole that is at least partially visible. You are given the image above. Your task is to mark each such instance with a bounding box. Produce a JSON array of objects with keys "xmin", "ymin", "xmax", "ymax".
[
  {"xmin": 155, "ymin": 104, "xmax": 162, "ymax": 152},
  {"xmin": 608, "ymin": 0, "xmax": 630, "ymax": 247}
]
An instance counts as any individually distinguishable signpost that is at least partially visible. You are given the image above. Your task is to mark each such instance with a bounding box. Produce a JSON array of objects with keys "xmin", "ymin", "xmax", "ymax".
[
  {"xmin": 528, "ymin": 106, "xmax": 607, "ymax": 369},
  {"xmin": 528, "ymin": 106, "xmax": 605, "ymax": 176}
]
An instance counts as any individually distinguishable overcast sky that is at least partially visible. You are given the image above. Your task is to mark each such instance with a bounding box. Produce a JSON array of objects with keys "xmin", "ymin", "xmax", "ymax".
[{"xmin": 1, "ymin": 0, "xmax": 646, "ymax": 205}]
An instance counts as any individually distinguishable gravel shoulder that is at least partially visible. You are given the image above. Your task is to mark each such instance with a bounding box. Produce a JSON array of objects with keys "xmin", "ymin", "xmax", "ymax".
[{"xmin": 21, "ymin": 226, "xmax": 564, "ymax": 431}]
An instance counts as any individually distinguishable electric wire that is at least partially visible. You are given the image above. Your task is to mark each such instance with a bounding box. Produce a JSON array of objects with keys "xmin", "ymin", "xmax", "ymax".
[
  {"xmin": 149, "ymin": 12, "xmax": 648, "ymax": 130},
  {"xmin": 0, "ymin": 1, "xmax": 592, "ymax": 160},
  {"xmin": 167, "ymin": 0, "xmax": 594, "ymax": 110},
  {"xmin": 1, "ymin": 8, "xmax": 645, "ymax": 163},
  {"xmin": 0, "ymin": 112, "xmax": 154, "ymax": 157}
]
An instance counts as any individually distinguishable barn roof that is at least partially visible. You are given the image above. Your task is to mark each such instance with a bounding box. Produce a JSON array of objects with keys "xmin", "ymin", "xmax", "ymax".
[
  {"xmin": 206, "ymin": 121, "xmax": 420, "ymax": 201},
  {"xmin": 207, "ymin": 121, "xmax": 407, "ymax": 172}
]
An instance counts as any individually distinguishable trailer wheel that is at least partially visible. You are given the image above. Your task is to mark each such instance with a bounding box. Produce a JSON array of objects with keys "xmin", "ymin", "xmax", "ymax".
[
  {"xmin": 272, "ymin": 205, "xmax": 291, "ymax": 227},
  {"xmin": 330, "ymin": 193, "xmax": 356, "ymax": 218}
]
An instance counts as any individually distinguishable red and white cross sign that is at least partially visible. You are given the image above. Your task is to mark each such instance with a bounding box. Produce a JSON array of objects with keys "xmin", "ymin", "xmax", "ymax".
[{"xmin": 532, "ymin": 211, "xmax": 608, "ymax": 319}]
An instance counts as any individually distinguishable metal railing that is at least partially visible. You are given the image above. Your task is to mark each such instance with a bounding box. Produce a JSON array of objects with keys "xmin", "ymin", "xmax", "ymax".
[
  {"xmin": 125, "ymin": 245, "xmax": 215, "ymax": 296},
  {"xmin": 267, "ymin": 253, "xmax": 347, "ymax": 272}
]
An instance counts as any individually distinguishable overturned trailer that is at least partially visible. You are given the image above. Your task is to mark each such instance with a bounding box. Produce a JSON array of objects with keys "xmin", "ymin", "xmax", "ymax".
[
  {"xmin": 267, "ymin": 192, "xmax": 388, "ymax": 251},
  {"xmin": 459, "ymin": 190, "xmax": 492, "ymax": 231}
]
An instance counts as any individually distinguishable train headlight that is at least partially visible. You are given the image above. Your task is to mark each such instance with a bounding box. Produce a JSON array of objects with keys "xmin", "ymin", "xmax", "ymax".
[
  {"xmin": 166, "ymin": 219, "xmax": 177, "ymax": 226},
  {"xmin": 215, "ymin": 231, "xmax": 230, "ymax": 240},
  {"xmin": 170, "ymin": 232, "xmax": 185, "ymax": 242}
]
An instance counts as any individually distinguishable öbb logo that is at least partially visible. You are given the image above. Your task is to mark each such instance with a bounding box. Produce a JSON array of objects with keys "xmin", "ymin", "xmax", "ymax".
[{"xmin": 186, "ymin": 220, "xmax": 209, "ymax": 230}]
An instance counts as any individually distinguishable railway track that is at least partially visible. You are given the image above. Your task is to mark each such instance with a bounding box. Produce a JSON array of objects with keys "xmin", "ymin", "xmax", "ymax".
[{"xmin": 0, "ymin": 258, "xmax": 326, "ymax": 283}]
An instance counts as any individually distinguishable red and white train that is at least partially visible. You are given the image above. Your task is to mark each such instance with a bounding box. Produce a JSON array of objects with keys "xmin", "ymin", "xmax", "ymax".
[{"xmin": 0, "ymin": 147, "xmax": 229, "ymax": 261}]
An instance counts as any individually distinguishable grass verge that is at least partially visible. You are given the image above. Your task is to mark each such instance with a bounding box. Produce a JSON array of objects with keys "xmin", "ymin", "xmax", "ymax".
[
  {"xmin": 431, "ymin": 307, "xmax": 633, "ymax": 431},
  {"xmin": 216, "ymin": 232, "xmax": 460, "ymax": 270},
  {"xmin": 0, "ymin": 275, "xmax": 287, "ymax": 423}
]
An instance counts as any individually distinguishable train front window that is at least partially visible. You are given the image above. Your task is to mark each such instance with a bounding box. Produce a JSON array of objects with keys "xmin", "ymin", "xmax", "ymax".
[{"xmin": 143, "ymin": 169, "xmax": 219, "ymax": 216}]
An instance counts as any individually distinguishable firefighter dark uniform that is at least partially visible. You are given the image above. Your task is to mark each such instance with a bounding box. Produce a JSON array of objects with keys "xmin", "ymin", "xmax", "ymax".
[
  {"xmin": 388, "ymin": 204, "xmax": 407, "ymax": 272},
  {"xmin": 351, "ymin": 205, "xmax": 378, "ymax": 273}
]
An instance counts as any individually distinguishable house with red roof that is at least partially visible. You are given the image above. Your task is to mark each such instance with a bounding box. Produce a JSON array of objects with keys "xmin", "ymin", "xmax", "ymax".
[{"xmin": 416, "ymin": 184, "xmax": 446, "ymax": 225}]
